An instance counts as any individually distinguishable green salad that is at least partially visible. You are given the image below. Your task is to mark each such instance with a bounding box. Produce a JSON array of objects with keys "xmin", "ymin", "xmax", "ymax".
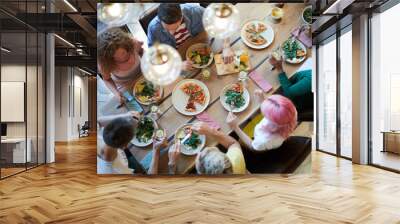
[
  {"xmin": 184, "ymin": 133, "xmax": 201, "ymax": 150},
  {"xmin": 188, "ymin": 47, "xmax": 211, "ymax": 66},
  {"xmin": 136, "ymin": 117, "xmax": 155, "ymax": 143},
  {"xmin": 303, "ymin": 8, "xmax": 312, "ymax": 24},
  {"xmin": 225, "ymin": 89, "xmax": 245, "ymax": 108},
  {"xmin": 138, "ymin": 81, "xmax": 155, "ymax": 97},
  {"xmin": 282, "ymin": 39, "xmax": 301, "ymax": 60}
]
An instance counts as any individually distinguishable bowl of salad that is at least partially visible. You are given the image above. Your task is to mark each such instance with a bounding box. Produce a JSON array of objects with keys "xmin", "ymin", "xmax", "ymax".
[
  {"xmin": 220, "ymin": 82, "xmax": 250, "ymax": 113},
  {"xmin": 281, "ymin": 38, "xmax": 307, "ymax": 64},
  {"xmin": 175, "ymin": 124, "xmax": 206, "ymax": 156},
  {"xmin": 133, "ymin": 78, "xmax": 163, "ymax": 105},
  {"xmin": 131, "ymin": 116, "xmax": 157, "ymax": 147},
  {"xmin": 186, "ymin": 43, "xmax": 214, "ymax": 69},
  {"xmin": 302, "ymin": 6, "xmax": 312, "ymax": 25}
]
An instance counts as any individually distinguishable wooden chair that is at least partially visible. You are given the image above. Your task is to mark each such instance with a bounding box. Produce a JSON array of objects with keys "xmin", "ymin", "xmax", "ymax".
[{"xmin": 139, "ymin": 7, "xmax": 158, "ymax": 35}]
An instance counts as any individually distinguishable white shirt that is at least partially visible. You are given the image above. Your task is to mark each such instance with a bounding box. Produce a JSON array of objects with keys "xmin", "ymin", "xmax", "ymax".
[
  {"xmin": 97, "ymin": 152, "xmax": 133, "ymax": 174},
  {"xmin": 97, "ymin": 133, "xmax": 134, "ymax": 174},
  {"xmin": 252, "ymin": 118, "xmax": 285, "ymax": 151}
]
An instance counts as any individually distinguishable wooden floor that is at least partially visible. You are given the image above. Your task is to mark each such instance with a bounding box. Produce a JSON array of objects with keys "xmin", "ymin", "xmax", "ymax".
[{"xmin": 0, "ymin": 136, "xmax": 400, "ymax": 224}]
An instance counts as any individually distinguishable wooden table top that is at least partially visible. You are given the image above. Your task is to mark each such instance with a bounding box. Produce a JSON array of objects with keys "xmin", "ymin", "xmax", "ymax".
[{"xmin": 100, "ymin": 3, "xmax": 312, "ymax": 174}]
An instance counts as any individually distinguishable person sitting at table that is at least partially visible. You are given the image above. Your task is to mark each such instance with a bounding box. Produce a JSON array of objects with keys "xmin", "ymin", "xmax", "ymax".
[
  {"xmin": 168, "ymin": 122, "xmax": 246, "ymax": 175},
  {"xmin": 269, "ymin": 56, "xmax": 312, "ymax": 111},
  {"xmin": 227, "ymin": 94, "xmax": 298, "ymax": 152},
  {"xmin": 97, "ymin": 112, "xmax": 167, "ymax": 175},
  {"xmin": 147, "ymin": 3, "xmax": 234, "ymax": 71},
  {"xmin": 98, "ymin": 27, "xmax": 144, "ymax": 105}
]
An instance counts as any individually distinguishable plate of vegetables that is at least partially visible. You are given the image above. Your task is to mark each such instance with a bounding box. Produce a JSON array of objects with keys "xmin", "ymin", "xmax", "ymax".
[
  {"xmin": 175, "ymin": 124, "xmax": 206, "ymax": 156},
  {"xmin": 302, "ymin": 6, "xmax": 312, "ymax": 25},
  {"xmin": 133, "ymin": 78, "xmax": 163, "ymax": 105},
  {"xmin": 220, "ymin": 82, "xmax": 250, "ymax": 113},
  {"xmin": 186, "ymin": 43, "xmax": 214, "ymax": 69},
  {"xmin": 131, "ymin": 116, "xmax": 157, "ymax": 147},
  {"xmin": 282, "ymin": 38, "xmax": 307, "ymax": 64}
]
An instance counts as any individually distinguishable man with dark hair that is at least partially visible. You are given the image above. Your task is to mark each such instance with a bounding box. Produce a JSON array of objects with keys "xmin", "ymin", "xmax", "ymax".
[
  {"xmin": 97, "ymin": 112, "xmax": 167, "ymax": 175},
  {"xmin": 103, "ymin": 117, "xmax": 134, "ymax": 149},
  {"xmin": 147, "ymin": 3, "xmax": 234, "ymax": 71}
]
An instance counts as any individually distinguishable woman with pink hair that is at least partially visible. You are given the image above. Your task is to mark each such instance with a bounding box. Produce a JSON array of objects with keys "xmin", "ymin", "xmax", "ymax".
[{"xmin": 227, "ymin": 90, "xmax": 298, "ymax": 151}]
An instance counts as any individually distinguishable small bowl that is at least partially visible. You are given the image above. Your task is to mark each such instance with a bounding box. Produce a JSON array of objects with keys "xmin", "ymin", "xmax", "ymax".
[
  {"xmin": 270, "ymin": 7, "xmax": 284, "ymax": 21},
  {"xmin": 302, "ymin": 6, "xmax": 313, "ymax": 25}
]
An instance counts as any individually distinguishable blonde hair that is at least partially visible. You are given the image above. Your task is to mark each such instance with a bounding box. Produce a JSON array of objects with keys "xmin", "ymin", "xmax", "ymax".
[{"xmin": 195, "ymin": 147, "xmax": 232, "ymax": 175}]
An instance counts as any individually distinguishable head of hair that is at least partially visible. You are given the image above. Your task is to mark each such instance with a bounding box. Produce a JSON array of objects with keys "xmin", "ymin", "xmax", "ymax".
[
  {"xmin": 195, "ymin": 147, "xmax": 232, "ymax": 175},
  {"xmin": 158, "ymin": 3, "xmax": 182, "ymax": 24},
  {"xmin": 103, "ymin": 117, "xmax": 134, "ymax": 149},
  {"xmin": 260, "ymin": 94, "xmax": 297, "ymax": 138},
  {"xmin": 97, "ymin": 27, "xmax": 134, "ymax": 75}
]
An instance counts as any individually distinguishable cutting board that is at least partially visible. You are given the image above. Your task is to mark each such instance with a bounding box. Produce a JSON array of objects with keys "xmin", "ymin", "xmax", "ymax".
[{"xmin": 215, "ymin": 50, "xmax": 251, "ymax": 76}]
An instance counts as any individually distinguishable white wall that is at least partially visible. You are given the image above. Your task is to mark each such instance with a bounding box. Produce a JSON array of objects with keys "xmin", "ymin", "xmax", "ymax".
[{"xmin": 54, "ymin": 67, "xmax": 89, "ymax": 141}]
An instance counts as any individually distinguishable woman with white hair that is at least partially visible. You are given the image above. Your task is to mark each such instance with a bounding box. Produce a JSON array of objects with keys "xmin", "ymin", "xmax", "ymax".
[{"xmin": 168, "ymin": 122, "xmax": 246, "ymax": 175}]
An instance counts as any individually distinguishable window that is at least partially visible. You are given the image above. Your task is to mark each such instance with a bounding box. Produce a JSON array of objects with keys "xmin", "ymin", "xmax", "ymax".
[
  {"xmin": 339, "ymin": 28, "xmax": 352, "ymax": 158},
  {"xmin": 370, "ymin": 2, "xmax": 400, "ymax": 171},
  {"xmin": 317, "ymin": 36, "xmax": 337, "ymax": 154}
]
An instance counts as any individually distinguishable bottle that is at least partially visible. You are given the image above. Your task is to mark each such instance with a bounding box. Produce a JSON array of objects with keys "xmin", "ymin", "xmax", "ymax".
[{"xmin": 238, "ymin": 71, "xmax": 249, "ymax": 89}]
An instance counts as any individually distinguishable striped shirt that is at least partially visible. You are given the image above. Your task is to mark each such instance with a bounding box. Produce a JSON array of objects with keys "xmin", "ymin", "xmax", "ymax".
[{"xmin": 174, "ymin": 22, "xmax": 191, "ymax": 47}]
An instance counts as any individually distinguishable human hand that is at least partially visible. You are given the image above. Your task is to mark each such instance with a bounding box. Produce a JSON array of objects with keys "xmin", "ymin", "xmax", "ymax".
[
  {"xmin": 222, "ymin": 47, "xmax": 234, "ymax": 64},
  {"xmin": 153, "ymin": 129, "xmax": 168, "ymax": 150},
  {"xmin": 182, "ymin": 60, "xmax": 194, "ymax": 71},
  {"xmin": 168, "ymin": 141, "xmax": 181, "ymax": 166},
  {"xmin": 269, "ymin": 56, "xmax": 283, "ymax": 71},
  {"xmin": 254, "ymin": 89, "xmax": 265, "ymax": 104},
  {"xmin": 129, "ymin": 111, "xmax": 141, "ymax": 120},
  {"xmin": 192, "ymin": 122, "xmax": 213, "ymax": 135},
  {"xmin": 226, "ymin": 112, "xmax": 239, "ymax": 129},
  {"xmin": 116, "ymin": 93, "xmax": 126, "ymax": 106}
]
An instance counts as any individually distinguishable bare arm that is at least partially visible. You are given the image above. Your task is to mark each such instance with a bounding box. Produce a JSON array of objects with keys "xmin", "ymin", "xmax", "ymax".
[
  {"xmin": 98, "ymin": 111, "xmax": 139, "ymax": 128},
  {"xmin": 99, "ymin": 66, "xmax": 124, "ymax": 104},
  {"xmin": 232, "ymin": 126, "xmax": 254, "ymax": 151},
  {"xmin": 148, "ymin": 147, "xmax": 160, "ymax": 175},
  {"xmin": 103, "ymin": 76, "xmax": 122, "ymax": 97},
  {"xmin": 226, "ymin": 112, "xmax": 256, "ymax": 151},
  {"xmin": 192, "ymin": 122, "xmax": 237, "ymax": 149},
  {"xmin": 148, "ymin": 131, "xmax": 167, "ymax": 175},
  {"xmin": 208, "ymin": 129, "xmax": 237, "ymax": 149}
]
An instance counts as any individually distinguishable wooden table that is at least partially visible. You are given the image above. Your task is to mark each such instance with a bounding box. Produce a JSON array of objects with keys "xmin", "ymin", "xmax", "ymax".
[{"xmin": 100, "ymin": 3, "xmax": 311, "ymax": 174}]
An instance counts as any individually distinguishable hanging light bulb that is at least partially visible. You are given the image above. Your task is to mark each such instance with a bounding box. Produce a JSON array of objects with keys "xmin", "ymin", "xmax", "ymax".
[
  {"xmin": 202, "ymin": 3, "xmax": 240, "ymax": 39},
  {"xmin": 141, "ymin": 44, "xmax": 182, "ymax": 86},
  {"xmin": 97, "ymin": 3, "xmax": 133, "ymax": 27}
]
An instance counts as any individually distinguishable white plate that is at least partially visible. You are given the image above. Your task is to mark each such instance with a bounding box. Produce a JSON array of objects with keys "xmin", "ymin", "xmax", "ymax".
[
  {"xmin": 220, "ymin": 84, "xmax": 250, "ymax": 113},
  {"xmin": 282, "ymin": 39, "xmax": 307, "ymax": 64},
  {"xmin": 175, "ymin": 124, "xmax": 206, "ymax": 156},
  {"xmin": 131, "ymin": 117, "xmax": 156, "ymax": 147},
  {"xmin": 172, "ymin": 79, "xmax": 210, "ymax": 116},
  {"xmin": 186, "ymin": 43, "xmax": 214, "ymax": 69},
  {"xmin": 241, "ymin": 20, "xmax": 274, "ymax": 50},
  {"xmin": 133, "ymin": 77, "xmax": 164, "ymax": 105}
]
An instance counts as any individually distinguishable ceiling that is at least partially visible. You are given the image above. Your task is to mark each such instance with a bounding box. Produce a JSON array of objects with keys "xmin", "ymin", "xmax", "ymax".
[{"xmin": 0, "ymin": 0, "xmax": 97, "ymax": 74}]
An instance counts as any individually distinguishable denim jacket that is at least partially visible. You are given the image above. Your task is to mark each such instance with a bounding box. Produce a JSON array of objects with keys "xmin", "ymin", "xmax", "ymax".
[{"xmin": 147, "ymin": 4, "xmax": 205, "ymax": 48}]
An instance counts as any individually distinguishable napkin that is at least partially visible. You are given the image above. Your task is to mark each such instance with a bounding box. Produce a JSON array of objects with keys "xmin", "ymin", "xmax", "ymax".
[
  {"xmin": 291, "ymin": 27, "xmax": 312, "ymax": 48},
  {"xmin": 249, "ymin": 71, "xmax": 272, "ymax": 93},
  {"xmin": 196, "ymin": 112, "xmax": 221, "ymax": 130}
]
